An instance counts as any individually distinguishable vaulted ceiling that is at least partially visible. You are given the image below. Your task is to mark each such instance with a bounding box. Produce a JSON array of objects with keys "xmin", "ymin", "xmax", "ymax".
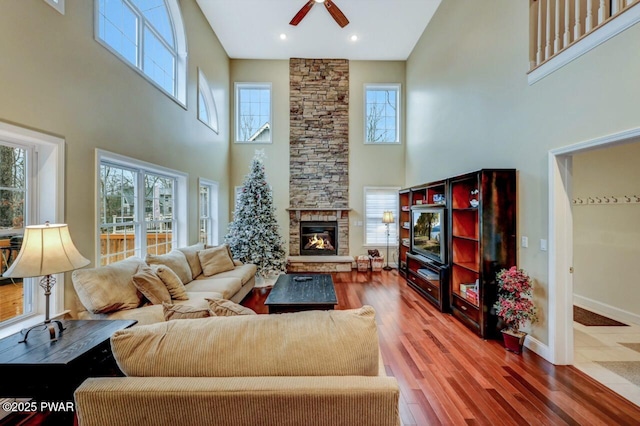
[{"xmin": 196, "ymin": 0, "xmax": 442, "ymax": 60}]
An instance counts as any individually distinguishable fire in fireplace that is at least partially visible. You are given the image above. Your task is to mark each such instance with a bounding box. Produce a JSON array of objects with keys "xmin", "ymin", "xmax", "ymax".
[{"xmin": 300, "ymin": 221, "xmax": 338, "ymax": 256}]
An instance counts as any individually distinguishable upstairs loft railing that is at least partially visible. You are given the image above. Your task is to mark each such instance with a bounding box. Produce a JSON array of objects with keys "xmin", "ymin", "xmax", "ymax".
[{"xmin": 529, "ymin": 0, "xmax": 640, "ymax": 82}]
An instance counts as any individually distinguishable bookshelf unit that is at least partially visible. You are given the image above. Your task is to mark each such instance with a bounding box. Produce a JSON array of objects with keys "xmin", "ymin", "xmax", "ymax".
[
  {"xmin": 399, "ymin": 170, "xmax": 516, "ymax": 338},
  {"xmin": 398, "ymin": 189, "xmax": 411, "ymax": 277},
  {"xmin": 449, "ymin": 170, "xmax": 516, "ymax": 338},
  {"xmin": 398, "ymin": 181, "xmax": 448, "ymax": 308}
]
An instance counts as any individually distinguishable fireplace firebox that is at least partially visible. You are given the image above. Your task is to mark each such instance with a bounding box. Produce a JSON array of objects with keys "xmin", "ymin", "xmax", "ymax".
[{"xmin": 300, "ymin": 221, "xmax": 338, "ymax": 256}]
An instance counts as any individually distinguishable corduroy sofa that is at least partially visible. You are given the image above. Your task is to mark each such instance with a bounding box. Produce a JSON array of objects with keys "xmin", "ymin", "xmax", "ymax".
[
  {"xmin": 74, "ymin": 306, "xmax": 400, "ymax": 426},
  {"xmin": 71, "ymin": 243, "xmax": 256, "ymax": 325}
]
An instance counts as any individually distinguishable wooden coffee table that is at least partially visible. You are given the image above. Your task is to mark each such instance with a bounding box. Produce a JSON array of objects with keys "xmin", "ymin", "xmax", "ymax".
[{"xmin": 265, "ymin": 274, "xmax": 338, "ymax": 314}]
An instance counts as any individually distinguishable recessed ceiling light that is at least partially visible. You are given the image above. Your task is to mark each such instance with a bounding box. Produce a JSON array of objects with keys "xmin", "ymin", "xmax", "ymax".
[
  {"xmin": 314, "ymin": 0, "xmax": 326, "ymax": 3},
  {"xmin": 280, "ymin": 33, "xmax": 287, "ymax": 40},
  {"xmin": 350, "ymin": 35, "xmax": 358, "ymax": 41}
]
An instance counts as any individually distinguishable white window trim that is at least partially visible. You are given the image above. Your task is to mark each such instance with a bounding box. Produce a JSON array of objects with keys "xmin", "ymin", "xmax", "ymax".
[
  {"xmin": 0, "ymin": 122, "xmax": 64, "ymax": 339},
  {"xmin": 363, "ymin": 186, "xmax": 400, "ymax": 247},
  {"xmin": 93, "ymin": 0, "xmax": 188, "ymax": 108},
  {"xmin": 198, "ymin": 178, "xmax": 218, "ymax": 245},
  {"xmin": 95, "ymin": 149, "xmax": 188, "ymax": 263},
  {"xmin": 235, "ymin": 82, "xmax": 273, "ymax": 144},
  {"xmin": 364, "ymin": 83, "xmax": 401, "ymax": 145},
  {"xmin": 44, "ymin": 0, "xmax": 65, "ymax": 15},
  {"xmin": 197, "ymin": 68, "xmax": 219, "ymax": 134}
]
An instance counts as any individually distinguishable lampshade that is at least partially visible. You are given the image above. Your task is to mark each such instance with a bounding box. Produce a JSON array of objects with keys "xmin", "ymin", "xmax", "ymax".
[
  {"xmin": 382, "ymin": 211, "xmax": 394, "ymax": 224},
  {"xmin": 2, "ymin": 223, "xmax": 90, "ymax": 278}
]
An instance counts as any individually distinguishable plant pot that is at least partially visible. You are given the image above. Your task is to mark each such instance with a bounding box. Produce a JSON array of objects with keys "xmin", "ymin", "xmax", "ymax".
[{"xmin": 501, "ymin": 329, "xmax": 526, "ymax": 354}]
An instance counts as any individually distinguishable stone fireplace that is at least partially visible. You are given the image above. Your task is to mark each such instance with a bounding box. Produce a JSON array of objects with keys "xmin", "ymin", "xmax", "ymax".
[{"xmin": 287, "ymin": 58, "xmax": 351, "ymax": 272}]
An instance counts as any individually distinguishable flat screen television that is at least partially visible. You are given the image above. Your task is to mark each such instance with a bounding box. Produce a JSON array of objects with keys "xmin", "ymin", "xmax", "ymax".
[{"xmin": 411, "ymin": 205, "xmax": 446, "ymax": 264}]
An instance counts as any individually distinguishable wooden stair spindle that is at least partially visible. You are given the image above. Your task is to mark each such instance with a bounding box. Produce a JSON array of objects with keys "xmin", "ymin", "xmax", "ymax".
[
  {"xmin": 598, "ymin": 0, "xmax": 606, "ymax": 24},
  {"xmin": 545, "ymin": 0, "xmax": 553, "ymax": 59},
  {"xmin": 537, "ymin": 0, "xmax": 544, "ymax": 65},
  {"xmin": 574, "ymin": 0, "xmax": 582, "ymax": 40},
  {"xmin": 554, "ymin": 0, "xmax": 561, "ymax": 53},
  {"xmin": 586, "ymin": 0, "xmax": 593, "ymax": 32},
  {"xmin": 564, "ymin": 0, "xmax": 571, "ymax": 47}
]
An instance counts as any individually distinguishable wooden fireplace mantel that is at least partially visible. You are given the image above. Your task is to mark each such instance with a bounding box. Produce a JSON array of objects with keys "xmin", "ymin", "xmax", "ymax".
[{"xmin": 286, "ymin": 207, "xmax": 352, "ymax": 221}]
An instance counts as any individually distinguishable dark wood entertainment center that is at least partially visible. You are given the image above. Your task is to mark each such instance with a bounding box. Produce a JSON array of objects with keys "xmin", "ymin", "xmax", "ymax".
[{"xmin": 398, "ymin": 169, "xmax": 516, "ymax": 338}]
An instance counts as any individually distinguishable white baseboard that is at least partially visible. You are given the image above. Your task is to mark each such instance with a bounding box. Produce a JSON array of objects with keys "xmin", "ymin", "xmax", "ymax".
[
  {"xmin": 524, "ymin": 335, "xmax": 552, "ymax": 361},
  {"xmin": 574, "ymin": 294, "xmax": 640, "ymax": 326}
]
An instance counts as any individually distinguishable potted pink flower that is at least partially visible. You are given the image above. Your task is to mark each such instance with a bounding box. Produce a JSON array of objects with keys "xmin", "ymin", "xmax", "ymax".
[{"xmin": 493, "ymin": 266, "xmax": 538, "ymax": 354}]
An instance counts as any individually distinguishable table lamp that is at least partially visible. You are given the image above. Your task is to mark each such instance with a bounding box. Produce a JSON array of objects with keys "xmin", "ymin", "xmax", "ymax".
[
  {"xmin": 2, "ymin": 222, "xmax": 90, "ymax": 343},
  {"xmin": 382, "ymin": 211, "xmax": 394, "ymax": 271}
]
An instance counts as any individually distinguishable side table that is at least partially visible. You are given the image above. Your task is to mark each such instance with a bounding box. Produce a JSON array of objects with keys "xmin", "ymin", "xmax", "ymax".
[{"xmin": 0, "ymin": 319, "xmax": 136, "ymax": 401}]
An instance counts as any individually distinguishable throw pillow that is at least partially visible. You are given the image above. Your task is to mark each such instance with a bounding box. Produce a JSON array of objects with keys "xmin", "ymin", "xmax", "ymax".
[
  {"xmin": 72, "ymin": 257, "xmax": 145, "ymax": 314},
  {"xmin": 132, "ymin": 265, "xmax": 171, "ymax": 305},
  {"xmin": 177, "ymin": 243, "xmax": 205, "ymax": 279},
  {"xmin": 152, "ymin": 265, "xmax": 189, "ymax": 300},
  {"xmin": 206, "ymin": 297, "xmax": 256, "ymax": 316},
  {"xmin": 145, "ymin": 250, "xmax": 192, "ymax": 285},
  {"xmin": 162, "ymin": 302, "xmax": 212, "ymax": 321},
  {"xmin": 198, "ymin": 246, "xmax": 235, "ymax": 276}
]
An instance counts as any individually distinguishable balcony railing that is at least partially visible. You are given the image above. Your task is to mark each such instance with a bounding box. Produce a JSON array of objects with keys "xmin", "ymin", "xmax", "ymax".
[{"xmin": 529, "ymin": 0, "xmax": 640, "ymax": 83}]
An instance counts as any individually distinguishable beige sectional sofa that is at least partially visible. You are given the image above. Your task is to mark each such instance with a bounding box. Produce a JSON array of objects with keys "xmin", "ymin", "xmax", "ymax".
[
  {"xmin": 71, "ymin": 243, "xmax": 256, "ymax": 325},
  {"xmin": 74, "ymin": 306, "xmax": 400, "ymax": 426}
]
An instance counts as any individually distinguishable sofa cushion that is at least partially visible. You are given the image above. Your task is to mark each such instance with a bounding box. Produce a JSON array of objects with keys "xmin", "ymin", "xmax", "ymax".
[
  {"xmin": 75, "ymin": 292, "xmax": 224, "ymax": 325},
  {"xmin": 146, "ymin": 251, "xmax": 192, "ymax": 285},
  {"xmin": 177, "ymin": 243, "xmax": 205, "ymax": 280},
  {"xmin": 184, "ymin": 277, "xmax": 242, "ymax": 300},
  {"xmin": 162, "ymin": 302, "xmax": 212, "ymax": 321},
  {"xmin": 205, "ymin": 244, "xmax": 234, "ymax": 261},
  {"xmin": 152, "ymin": 265, "xmax": 189, "ymax": 300},
  {"xmin": 72, "ymin": 257, "xmax": 145, "ymax": 314},
  {"xmin": 207, "ymin": 298, "xmax": 256, "ymax": 316},
  {"xmin": 208, "ymin": 264, "xmax": 257, "ymax": 286},
  {"xmin": 111, "ymin": 306, "xmax": 380, "ymax": 377},
  {"xmin": 132, "ymin": 265, "xmax": 171, "ymax": 305},
  {"xmin": 198, "ymin": 246, "xmax": 235, "ymax": 276}
]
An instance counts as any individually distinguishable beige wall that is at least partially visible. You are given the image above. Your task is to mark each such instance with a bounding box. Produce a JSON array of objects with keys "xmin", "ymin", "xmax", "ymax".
[
  {"xmin": 348, "ymin": 61, "xmax": 406, "ymax": 256},
  {"xmin": 573, "ymin": 141, "xmax": 640, "ymax": 318},
  {"xmin": 0, "ymin": 0, "xmax": 231, "ymax": 310},
  {"xmin": 406, "ymin": 0, "xmax": 640, "ymax": 344},
  {"xmin": 229, "ymin": 59, "xmax": 406, "ymax": 257}
]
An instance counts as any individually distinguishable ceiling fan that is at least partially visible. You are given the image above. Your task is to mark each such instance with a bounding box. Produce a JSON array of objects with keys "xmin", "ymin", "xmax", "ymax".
[{"xmin": 290, "ymin": 0, "xmax": 350, "ymax": 28}]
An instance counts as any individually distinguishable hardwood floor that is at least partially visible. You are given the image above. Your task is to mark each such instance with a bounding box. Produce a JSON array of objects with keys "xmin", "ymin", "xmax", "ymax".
[{"xmin": 243, "ymin": 270, "xmax": 640, "ymax": 425}]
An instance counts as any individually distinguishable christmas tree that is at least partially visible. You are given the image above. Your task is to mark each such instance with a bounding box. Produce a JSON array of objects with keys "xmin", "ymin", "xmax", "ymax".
[{"xmin": 225, "ymin": 150, "xmax": 286, "ymax": 277}]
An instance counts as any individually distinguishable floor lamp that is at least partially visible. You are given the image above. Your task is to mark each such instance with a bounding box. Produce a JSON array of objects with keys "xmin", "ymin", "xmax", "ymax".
[
  {"xmin": 382, "ymin": 211, "xmax": 394, "ymax": 271},
  {"xmin": 2, "ymin": 222, "xmax": 90, "ymax": 343}
]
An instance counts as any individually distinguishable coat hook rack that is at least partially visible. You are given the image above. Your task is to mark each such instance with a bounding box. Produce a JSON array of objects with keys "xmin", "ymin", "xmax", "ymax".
[{"xmin": 573, "ymin": 194, "xmax": 640, "ymax": 206}]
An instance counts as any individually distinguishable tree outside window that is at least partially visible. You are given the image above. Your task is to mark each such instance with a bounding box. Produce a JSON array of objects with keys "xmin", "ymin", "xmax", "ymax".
[{"xmin": 365, "ymin": 84, "xmax": 400, "ymax": 144}]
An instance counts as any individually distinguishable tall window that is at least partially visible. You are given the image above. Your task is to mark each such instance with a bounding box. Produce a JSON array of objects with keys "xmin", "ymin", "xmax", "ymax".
[
  {"xmin": 0, "ymin": 123, "xmax": 63, "ymax": 337},
  {"xmin": 98, "ymin": 151, "xmax": 186, "ymax": 265},
  {"xmin": 198, "ymin": 179, "xmax": 218, "ymax": 245},
  {"xmin": 364, "ymin": 187, "xmax": 399, "ymax": 245},
  {"xmin": 365, "ymin": 84, "xmax": 401, "ymax": 144},
  {"xmin": 95, "ymin": 0, "xmax": 187, "ymax": 104},
  {"xmin": 235, "ymin": 83, "xmax": 272, "ymax": 143}
]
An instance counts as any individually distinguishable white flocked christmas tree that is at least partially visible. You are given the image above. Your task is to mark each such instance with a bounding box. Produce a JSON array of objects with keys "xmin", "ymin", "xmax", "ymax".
[{"xmin": 225, "ymin": 150, "xmax": 286, "ymax": 278}]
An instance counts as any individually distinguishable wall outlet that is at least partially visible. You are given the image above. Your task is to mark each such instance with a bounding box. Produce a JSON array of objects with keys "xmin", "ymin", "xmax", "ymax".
[
  {"xmin": 521, "ymin": 236, "xmax": 528, "ymax": 248},
  {"xmin": 540, "ymin": 239, "xmax": 547, "ymax": 251}
]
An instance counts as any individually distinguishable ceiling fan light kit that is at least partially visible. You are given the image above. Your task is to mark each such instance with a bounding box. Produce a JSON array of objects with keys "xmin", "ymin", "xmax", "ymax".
[{"xmin": 290, "ymin": 0, "xmax": 349, "ymax": 28}]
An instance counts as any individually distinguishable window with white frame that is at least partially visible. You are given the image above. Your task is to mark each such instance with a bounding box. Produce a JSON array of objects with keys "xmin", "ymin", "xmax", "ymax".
[
  {"xmin": 0, "ymin": 122, "xmax": 64, "ymax": 338},
  {"xmin": 44, "ymin": 0, "xmax": 65, "ymax": 14},
  {"xmin": 235, "ymin": 83, "xmax": 272, "ymax": 143},
  {"xmin": 364, "ymin": 84, "xmax": 400, "ymax": 144},
  {"xmin": 97, "ymin": 151, "xmax": 187, "ymax": 266},
  {"xmin": 95, "ymin": 0, "xmax": 187, "ymax": 104},
  {"xmin": 198, "ymin": 69, "xmax": 219, "ymax": 133},
  {"xmin": 198, "ymin": 179, "xmax": 218, "ymax": 245},
  {"xmin": 364, "ymin": 187, "xmax": 399, "ymax": 245}
]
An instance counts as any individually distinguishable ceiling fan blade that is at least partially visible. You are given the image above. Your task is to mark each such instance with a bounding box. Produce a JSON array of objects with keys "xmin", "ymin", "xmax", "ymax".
[
  {"xmin": 324, "ymin": 0, "xmax": 349, "ymax": 28},
  {"xmin": 290, "ymin": 0, "xmax": 316, "ymax": 26}
]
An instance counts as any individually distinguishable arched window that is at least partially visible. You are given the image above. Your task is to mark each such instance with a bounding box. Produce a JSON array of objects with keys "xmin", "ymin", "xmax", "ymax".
[
  {"xmin": 95, "ymin": 0, "xmax": 187, "ymax": 105},
  {"xmin": 197, "ymin": 69, "xmax": 219, "ymax": 133}
]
